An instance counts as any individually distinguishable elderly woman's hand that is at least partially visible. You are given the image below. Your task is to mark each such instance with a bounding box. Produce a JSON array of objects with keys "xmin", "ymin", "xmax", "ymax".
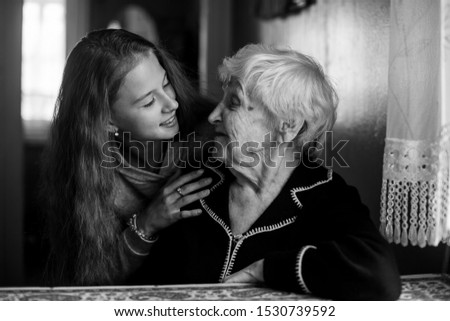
[{"xmin": 223, "ymin": 259, "xmax": 265, "ymax": 284}]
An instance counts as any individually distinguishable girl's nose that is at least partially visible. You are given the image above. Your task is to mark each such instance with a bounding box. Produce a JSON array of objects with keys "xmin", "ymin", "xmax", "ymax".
[{"xmin": 162, "ymin": 95, "xmax": 178, "ymax": 113}]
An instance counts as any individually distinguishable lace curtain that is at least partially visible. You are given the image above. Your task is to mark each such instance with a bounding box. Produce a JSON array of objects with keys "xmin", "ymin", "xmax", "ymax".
[{"xmin": 380, "ymin": 0, "xmax": 450, "ymax": 247}]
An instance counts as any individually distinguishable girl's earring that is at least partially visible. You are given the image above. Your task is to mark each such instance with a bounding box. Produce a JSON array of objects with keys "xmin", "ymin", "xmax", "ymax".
[{"xmin": 114, "ymin": 130, "xmax": 119, "ymax": 137}]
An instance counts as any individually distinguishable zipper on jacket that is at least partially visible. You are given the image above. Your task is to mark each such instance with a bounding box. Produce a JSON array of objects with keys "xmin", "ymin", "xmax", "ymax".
[
  {"xmin": 220, "ymin": 234, "xmax": 246, "ymax": 281},
  {"xmin": 200, "ymin": 190, "xmax": 298, "ymax": 282}
]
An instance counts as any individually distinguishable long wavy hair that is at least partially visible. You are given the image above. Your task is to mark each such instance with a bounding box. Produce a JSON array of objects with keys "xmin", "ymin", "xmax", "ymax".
[{"xmin": 42, "ymin": 29, "xmax": 210, "ymax": 285}]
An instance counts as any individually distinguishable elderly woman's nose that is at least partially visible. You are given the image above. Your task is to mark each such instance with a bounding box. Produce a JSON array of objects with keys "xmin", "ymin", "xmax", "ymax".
[{"xmin": 208, "ymin": 103, "xmax": 223, "ymax": 124}]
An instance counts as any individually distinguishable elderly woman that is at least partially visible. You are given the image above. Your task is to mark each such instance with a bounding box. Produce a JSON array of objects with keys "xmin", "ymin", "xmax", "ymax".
[{"xmin": 136, "ymin": 44, "xmax": 401, "ymax": 300}]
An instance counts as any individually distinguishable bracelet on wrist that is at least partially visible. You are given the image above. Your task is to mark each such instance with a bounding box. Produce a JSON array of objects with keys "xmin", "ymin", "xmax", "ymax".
[{"xmin": 128, "ymin": 213, "xmax": 159, "ymax": 243}]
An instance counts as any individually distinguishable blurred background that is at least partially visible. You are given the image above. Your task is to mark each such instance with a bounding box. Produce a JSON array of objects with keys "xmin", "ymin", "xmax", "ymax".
[{"xmin": 1, "ymin": 0, "xmax": 448, "ymax": 286}]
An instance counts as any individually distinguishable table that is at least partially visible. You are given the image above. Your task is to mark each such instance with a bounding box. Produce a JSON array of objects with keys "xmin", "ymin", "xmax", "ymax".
[{"xmin": 0, "ymin": 274, "xmax": 449, "ymax": 300}]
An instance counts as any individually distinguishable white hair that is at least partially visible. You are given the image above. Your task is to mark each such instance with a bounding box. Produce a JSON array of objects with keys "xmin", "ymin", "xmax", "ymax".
[{"xmin": 218, "ymin": 43, "xmax": 338, "ymax": 153}]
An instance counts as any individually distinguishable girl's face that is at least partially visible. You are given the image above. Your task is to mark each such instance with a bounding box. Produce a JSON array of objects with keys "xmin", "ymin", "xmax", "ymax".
[{"xmin": 111, "ymin": 51, "xmax": 179, "ymax": 141}]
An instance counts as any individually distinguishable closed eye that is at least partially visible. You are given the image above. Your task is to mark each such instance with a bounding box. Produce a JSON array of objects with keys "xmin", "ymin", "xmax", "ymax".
[
  {"xmin": 143, "ymin": 97, "xmax": 155, "ymax": 108},
  {"xmin": 226, "ymin": 95, "xmax": 240, "ymax": 110}
]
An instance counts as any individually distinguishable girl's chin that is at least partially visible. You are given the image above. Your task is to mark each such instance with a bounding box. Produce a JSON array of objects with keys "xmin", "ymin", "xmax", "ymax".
[{"xmin": 160, "ymin": 125, "xmax": 180, "ymax": 139}]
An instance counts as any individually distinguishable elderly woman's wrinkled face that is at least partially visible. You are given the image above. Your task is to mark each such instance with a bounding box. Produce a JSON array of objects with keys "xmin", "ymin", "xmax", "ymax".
[{"xmin": 208, "ymin": 80, "xmax": 275, "ymax": 165}]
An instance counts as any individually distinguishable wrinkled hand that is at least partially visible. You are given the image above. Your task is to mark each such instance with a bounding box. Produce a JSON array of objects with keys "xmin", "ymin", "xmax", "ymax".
[
  {"xmin": 223, "ymin": 259, "xmax": 265, "ymax": 284},
  {"xmin": 139, "ymin": 169, "xmax": 212, "ymax": 235}
]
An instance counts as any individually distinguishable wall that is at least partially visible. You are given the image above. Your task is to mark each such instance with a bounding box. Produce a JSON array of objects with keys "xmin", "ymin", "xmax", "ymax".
[
  {"xmin": 89, "ymin": 0, "xmax": 201, "ymax": 81},
  {"xmin": 66, "ymin": 0, "xmax": 90, "ymax": 56},
  {"xmin": 228, "ymin": 0, "xmax": 447, "ymax": 273},
  {"xmin": 199, "ymin": 0, "xmax": 232, "ymax": 99},
  {"xmin": 0, "ymin": 0, "xmax": 24, "ymax": 285}
]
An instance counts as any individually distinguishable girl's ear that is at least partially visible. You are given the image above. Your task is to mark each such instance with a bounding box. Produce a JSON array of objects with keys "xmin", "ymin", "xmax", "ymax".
[{"xmin": 106, "ymin": 120, "xmax": 118, "ymax": 135}]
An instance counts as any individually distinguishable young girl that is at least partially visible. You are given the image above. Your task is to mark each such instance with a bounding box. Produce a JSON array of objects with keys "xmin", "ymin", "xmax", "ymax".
[{"xmin": 42, "ymin": 29, "xmax": 213, "ymax": 285}]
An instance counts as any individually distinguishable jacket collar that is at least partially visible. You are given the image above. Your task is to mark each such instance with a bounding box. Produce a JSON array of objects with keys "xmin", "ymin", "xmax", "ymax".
[{"xmin": 201, "ymin": 161, "xmax": 333, "ymax": 230}]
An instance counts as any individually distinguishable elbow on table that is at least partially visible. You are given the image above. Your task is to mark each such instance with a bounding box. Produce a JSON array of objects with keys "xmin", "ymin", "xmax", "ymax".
[
  {"xmin": 367, "ymin": 273, "xmax": 401, "ymax": 300},
  {"xmin": 356, "ymin": 264, "xmax": 402, "ymax": 300},
  {"xmin": 370, "ymin": 250, "xmax": 402, "ymax": 300},
  {"xmin": 330, "ymin": 258, "xmax": 402, "ymax": 300},
  {"xmin": 352, "ymin": 240, "xmax": 402, "ymax": 300},
  {"xmin": 333, "ymin": 272, "xmax": 401, "ymax": 300}
]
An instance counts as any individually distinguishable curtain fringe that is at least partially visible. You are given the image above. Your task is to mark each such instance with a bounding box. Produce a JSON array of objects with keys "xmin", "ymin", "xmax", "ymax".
[{"xmin": 380, "ymin": 136, "xmax": 450, "ymax": 247}]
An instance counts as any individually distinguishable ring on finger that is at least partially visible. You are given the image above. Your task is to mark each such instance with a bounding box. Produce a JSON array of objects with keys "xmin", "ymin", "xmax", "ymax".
[{"xmin": 176, "ymin": 187, "xmax": 184, "ymax": 197}]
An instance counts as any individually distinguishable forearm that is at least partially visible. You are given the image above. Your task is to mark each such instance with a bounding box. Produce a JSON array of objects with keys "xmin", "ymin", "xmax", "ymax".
[
  {"xmin": 263, "ymin": 236, "xmax": 401, "ymax": 300},
  {"xmin": 119, "ymin": 223, "xmax": 158, "ymax": 283}
]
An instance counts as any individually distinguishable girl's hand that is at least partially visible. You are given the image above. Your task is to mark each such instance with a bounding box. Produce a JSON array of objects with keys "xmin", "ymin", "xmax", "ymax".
[{"xmin": 138, "ymin": 169, "xmax": 212, "ymax": 235}]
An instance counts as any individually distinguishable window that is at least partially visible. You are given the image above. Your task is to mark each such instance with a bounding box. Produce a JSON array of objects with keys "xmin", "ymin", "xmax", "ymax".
[{"xmin": 22, "ymin": 0, "xmax": 66, "ymax": 141}]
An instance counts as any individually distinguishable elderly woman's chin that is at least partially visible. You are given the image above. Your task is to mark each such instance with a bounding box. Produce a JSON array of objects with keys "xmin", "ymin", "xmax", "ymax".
[
  {"xmin": 208, "ymin": 141, "xmax": 239, "ymax": 168},
  {"xmin": 209, "ymin": 140, "xmax": 227, "ymax": 163}
]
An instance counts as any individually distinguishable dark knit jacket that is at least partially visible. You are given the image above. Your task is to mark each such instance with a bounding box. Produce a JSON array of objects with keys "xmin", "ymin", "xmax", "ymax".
[{"xmin": 137, "ymin": 163, "xmax": 401, "ymax": 300}]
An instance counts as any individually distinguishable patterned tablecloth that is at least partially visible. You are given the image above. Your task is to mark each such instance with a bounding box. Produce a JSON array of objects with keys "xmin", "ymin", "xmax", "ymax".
[{"xmin": 0, "ymin": 274, "xmax": 449, "ymax": 301}]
